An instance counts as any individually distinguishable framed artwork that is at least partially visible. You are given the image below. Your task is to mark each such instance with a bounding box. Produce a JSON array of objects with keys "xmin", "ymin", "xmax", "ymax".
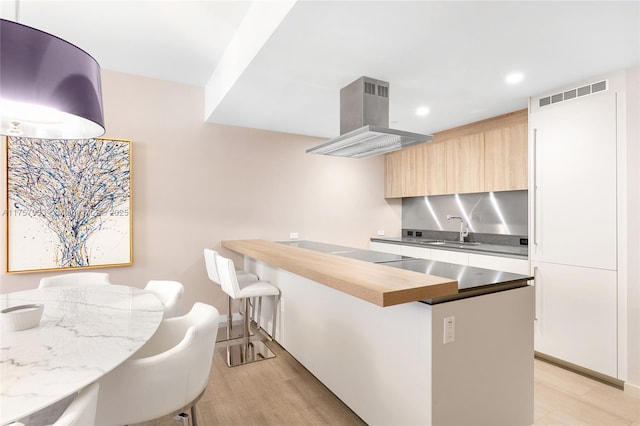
[{"xmin": 5, "ymin": 136, "xmax": 132, "ymax": 273}]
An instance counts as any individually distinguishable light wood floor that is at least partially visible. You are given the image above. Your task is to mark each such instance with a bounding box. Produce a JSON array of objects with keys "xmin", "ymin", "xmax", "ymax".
[
  {"xmin": 183, "ymin": 335, "xmax": 640, "ymax": 426},
  {"xmin": 195, "ymin": 340, "xmax": 365, "ymax": 425},
  {"xmin": 21, "ymin": 331, "xmax": 639, "ymax": 425},
  {"xmin": 534, "ymin": 359, "xmax": 639, "ymax": 425}
]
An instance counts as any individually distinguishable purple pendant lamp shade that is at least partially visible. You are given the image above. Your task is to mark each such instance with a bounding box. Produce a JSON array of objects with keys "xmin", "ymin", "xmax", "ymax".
[{"xmin": 0, "ymin": 18, "xmax": 105, "ymax": 139}]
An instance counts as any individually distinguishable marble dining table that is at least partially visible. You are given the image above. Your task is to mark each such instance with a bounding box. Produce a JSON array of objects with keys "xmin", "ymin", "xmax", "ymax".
[{"xmin": 0, "ymin": 285, "xmax": 164, "ymax": 425}]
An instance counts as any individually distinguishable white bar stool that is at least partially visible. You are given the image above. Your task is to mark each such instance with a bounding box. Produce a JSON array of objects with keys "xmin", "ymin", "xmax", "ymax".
[
  {"xmin": 204, "ymin": 248, "xmax": 257, "ymax": 341},
  {"xmin": 215, "ymin": 254, "xmax": 280, "ymax": 367}
]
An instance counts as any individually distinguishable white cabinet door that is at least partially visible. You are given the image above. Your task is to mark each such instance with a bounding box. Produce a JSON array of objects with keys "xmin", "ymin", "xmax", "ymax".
[
  {"xmin": 533, "ymin": 261, "xmax": 617, "ymax": 377},
  {"xmin": 468, "ymin": 253, "xmax": 530, "ymax": 275},
  {"xmin": 429, "ymin": 249, "xmax": 469, "ymax": 265},
  {"xmin": 370, "ymin": 241, "xmax": 432, "ymax": 259},
  {"xmin": 401, "ymin": 245, "xmax": 432, "ymax": 260},
  {"xmin": 530, "ymin": 91, "xmax": 617, "ymax": 270},
  {"xmin": 369, "ymin": 241, "xmax": 404, "ymax": 256}
]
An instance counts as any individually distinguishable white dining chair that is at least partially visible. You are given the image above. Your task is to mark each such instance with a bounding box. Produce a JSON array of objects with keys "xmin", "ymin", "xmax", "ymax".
[
  {"xmin": 7, "ymin": 383, "xmax": 99, "ymax": 426},
  {"xmin": 215, "ymin": 254, "xmax": 280, "ymax": 366},
  {"xmin": 144, "ymin": 280, "xmax": 184, "ymax": 318},
  {"xmin": 51, "ymin": 383, "xmax": 100, "ymax": 426},
  {"xmin": 38, "ymin": 272, "xmax": 111, "ymax": 288},
  {"xmin": 94, "ymin": 302, "xmax": 220, "ymax": 426},
  {"xmin": 204, "ymin": 248, "xmax": 257, "ymax": 341}
]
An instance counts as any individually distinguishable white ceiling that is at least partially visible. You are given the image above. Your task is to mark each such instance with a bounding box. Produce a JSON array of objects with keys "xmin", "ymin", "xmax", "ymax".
[{"xmin": 3, "ymin": 0, "xmax": 639, "ymax": 138}]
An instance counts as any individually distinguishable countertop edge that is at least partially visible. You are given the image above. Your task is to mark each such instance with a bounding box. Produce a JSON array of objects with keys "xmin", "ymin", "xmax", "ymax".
[{"xmin": 222, "ymin": 239, "xmax": 459, "ymax": 307}]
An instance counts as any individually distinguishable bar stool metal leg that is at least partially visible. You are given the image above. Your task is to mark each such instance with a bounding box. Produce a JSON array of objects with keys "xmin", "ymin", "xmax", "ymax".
[
  {"xmin": 226, "ymin": 296, "xmax": 276, "ymax": 367},
  {"xmin": 190, "ymin": 404, "xmax": 198, "ymax": 426},
  {"xmin": 243, "ymin": 298, "xmax": 250, "ymax": 345},
  {"xmin": 217, "ymin": 294, "xmax": 254, "ymax": 342},
  {"xmin": 226, "ymin": 295, "xmax": 233, "ymax": 340}
]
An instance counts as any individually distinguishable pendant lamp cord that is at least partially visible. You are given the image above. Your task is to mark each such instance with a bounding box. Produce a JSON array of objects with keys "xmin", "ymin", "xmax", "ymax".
[{"xmin": 15, "ymin": 0, "xmax": 20, "ymax": 22}]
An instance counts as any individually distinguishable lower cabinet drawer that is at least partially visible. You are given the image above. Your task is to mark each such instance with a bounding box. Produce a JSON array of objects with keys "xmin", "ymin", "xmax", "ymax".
[
  {"xmin": 468, "ymin": 253, "xmax": 530, "ymax": 275},
  {"xmin": 429, "ymin": 249, "xmax": 469, "ymax": 265},
  {"xmin": 369, "ymin": 241, "xmax": 404, "ymax": 256}
]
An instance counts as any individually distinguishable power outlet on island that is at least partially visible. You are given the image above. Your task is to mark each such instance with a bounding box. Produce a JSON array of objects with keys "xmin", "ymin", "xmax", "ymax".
[
  {"xmin": 443, "ymin": 316, "xmax": 456, "ymax": 344},
  {"xmin": 289, "ymin": 232, "xmax": 299, "ymax": 239},
  {"xmin": 377, "ymin": 229, "xmax": 385, "ymax": 236}
]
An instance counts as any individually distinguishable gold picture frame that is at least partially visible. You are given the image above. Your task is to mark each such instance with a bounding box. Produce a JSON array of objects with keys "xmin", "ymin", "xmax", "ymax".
[{"xmin": 5, "ymin": 136, "xmax": 133, "ymax": 273}]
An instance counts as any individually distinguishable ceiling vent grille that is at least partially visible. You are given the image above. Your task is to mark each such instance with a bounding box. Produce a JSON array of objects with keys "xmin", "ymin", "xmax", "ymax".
[{"xmin": 539, "ymin": 80, "xmax": 608, "ymax": 107}]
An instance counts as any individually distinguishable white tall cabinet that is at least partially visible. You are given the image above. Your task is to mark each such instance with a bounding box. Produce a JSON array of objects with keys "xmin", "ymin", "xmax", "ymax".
[{"xmin": 529, "ymin": 75, "xmax": 621, "ymax": 378}]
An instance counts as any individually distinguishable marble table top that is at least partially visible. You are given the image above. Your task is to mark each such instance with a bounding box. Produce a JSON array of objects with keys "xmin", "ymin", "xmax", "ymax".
[{"xmin": 0, "ymin": 285, "xmax": 164, "ymax": 425}]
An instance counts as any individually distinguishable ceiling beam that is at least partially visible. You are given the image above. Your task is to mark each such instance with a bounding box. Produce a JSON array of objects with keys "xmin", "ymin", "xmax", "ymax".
[{"xmin": 204, "ymin": 0, "xmax": 297, "ymax": 123}]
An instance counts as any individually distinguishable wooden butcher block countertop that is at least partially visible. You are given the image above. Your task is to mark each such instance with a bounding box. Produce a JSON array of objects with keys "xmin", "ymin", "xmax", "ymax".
[{"xmin": 221, "ymin": 239, "xmax": 458, "ymax": 307}]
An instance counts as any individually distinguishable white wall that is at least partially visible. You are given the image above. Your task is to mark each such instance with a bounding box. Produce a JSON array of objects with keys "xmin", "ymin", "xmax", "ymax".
[{"xmin": 0, "ymin": 70, "xmax": 402, "ymax": 315}]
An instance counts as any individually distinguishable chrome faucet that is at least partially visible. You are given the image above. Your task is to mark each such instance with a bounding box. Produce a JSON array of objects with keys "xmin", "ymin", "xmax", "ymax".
[{"xmin": 447, "ymin": 215, "xmax": 469, "ymax": 242}]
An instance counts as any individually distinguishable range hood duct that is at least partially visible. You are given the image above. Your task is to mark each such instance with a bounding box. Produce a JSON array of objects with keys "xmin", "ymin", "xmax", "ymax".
[{"xmin": 307, "ymin": 77, "xmax": 432, "ymax": 158}]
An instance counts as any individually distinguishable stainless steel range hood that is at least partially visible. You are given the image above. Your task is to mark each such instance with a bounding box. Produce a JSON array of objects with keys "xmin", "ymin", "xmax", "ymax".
[{"xmin": 307, "ymin": 77, "xmax": 432, "ymax": 158}]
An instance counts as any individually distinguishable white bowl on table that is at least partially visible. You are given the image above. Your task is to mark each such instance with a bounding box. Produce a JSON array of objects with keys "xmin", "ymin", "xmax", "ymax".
[{"xmin": 1, "ymin": 303, "xmax": 44, "ymax": 331}]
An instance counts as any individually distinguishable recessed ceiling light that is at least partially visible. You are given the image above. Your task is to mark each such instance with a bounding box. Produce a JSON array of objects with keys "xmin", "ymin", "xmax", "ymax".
[
  {"xmin": 506, "ymin": 73, "xmax": 524, "ymax": 84},
  {"xmin": 416, "ymin": 106, "xmax": 430, "ymax": 116}
]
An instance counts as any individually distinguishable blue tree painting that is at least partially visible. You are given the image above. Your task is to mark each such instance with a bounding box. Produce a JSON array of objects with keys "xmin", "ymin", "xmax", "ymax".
[{"xmin": 6, "ymin": 137, "xmax": 131, "ymax": 272}]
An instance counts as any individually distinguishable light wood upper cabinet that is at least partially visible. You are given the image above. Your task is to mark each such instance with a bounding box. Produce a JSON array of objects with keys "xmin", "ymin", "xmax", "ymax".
[
  {"xmin": 445, "ymin": 133, "xmax": 484, "ymax": 194},
  {"xmin": 422, "ymin": 142, "xmax": 447, "ymax": 195},
  {"xmin": 384, "ymin": 109, "xmax": 527, "ymax": 198},
  {"xmin": 401, "ymin": 145, "xmax": 424, "ymax": 197},
  {"xmin": 484, "ymin": 122, "xmax": 528, "ymax": 192},
  {"xmin": 384, "ymin": 141, "xmax": 446, "ymax": 198},
  {"xmin": 384, "ymin": 150, "xmax": 404, "ymax": 198}
]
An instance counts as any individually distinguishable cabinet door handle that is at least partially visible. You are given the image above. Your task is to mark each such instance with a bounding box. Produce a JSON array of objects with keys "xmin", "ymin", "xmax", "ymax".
[
  {"xmin": 533, "ymin": 266, "xmax": 540, "ymax": 322},
  {"xmin": 532, "ymin": 128, "xmax": 538, "ymax": 246}
]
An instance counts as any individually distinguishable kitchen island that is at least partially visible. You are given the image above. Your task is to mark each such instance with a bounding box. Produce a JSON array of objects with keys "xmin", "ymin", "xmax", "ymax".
[{"xmin": 222, "ymin": 239, "xmax": 534, "ymax": 426}]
